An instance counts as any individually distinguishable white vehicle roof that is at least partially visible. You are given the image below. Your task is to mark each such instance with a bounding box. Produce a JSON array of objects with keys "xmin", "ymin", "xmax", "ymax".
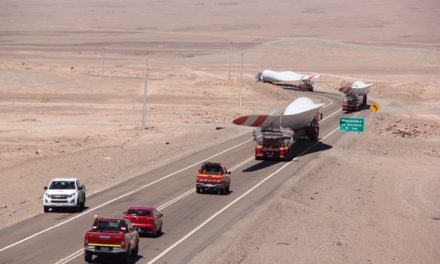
[{"xmin": 50, "ymin": 178, "xmax": 79, "ymax": 182}]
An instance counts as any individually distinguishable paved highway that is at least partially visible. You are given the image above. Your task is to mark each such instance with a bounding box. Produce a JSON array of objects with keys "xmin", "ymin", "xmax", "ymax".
[{"xmin": 0, "ymin": 90, "xmax": 367, "ymax": 264}]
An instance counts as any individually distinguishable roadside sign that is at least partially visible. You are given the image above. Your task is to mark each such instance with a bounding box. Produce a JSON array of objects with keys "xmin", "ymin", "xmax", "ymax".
[
  {"xmin": 370, "ymin": 103, "xmax": 380, "ymax": 113},
  {"xmin": 339, "ymin": 117, "xmax": 365, "ymax": 133}
]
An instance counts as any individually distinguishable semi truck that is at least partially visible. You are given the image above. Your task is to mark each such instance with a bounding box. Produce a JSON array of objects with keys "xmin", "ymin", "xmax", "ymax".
[
  {"xmin": 233, "ymin": 97, "xmax": 324, "ymax": 161},
  {"xmin": 255, "ymin": 113, "xmax": 320, "ymax": 161},
  {"xmin": 342, "ymin": 93, "xmax": 368, "ymax": 112},
  {"xmin": 339, "ymin": 81, "xmax": 373, "ymax": 112}
]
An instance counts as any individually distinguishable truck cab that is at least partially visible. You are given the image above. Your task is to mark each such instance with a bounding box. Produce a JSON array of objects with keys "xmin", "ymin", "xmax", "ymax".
[
  {"xmin": 43, "ymin": 177, "xmax": 86, "ymax": 212},
  {"xmin": 342, "ymin": 93, "xmax": 367, "ymax": 112},
  {"xmin": 255, "ymin": 113, "xmax": 321, "ymax": 161},
  {"xmin": 196, "ymin": 162, "xmax": 231, "ymax": 195},
  {"xmin": 255, "ymin": 129, "xmax": 294, "ymax": 161}
]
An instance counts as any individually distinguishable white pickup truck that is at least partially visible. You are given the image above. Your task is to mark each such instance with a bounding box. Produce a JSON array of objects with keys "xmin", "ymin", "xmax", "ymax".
[{"xmin": 43, "ymin": 178, "xmax": 86, "ymax": 213}]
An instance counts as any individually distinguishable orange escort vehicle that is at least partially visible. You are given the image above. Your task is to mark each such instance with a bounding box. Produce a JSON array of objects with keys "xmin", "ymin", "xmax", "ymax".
[{"xmin": 196, "ymin": 162, "xmax": 231, "ymax": 195}]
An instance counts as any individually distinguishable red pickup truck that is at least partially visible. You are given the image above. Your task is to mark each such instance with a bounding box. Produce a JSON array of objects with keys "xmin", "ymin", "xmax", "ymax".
[
  {"xmin": 84, "ymin": 217, "xmax": 139, "ymax": 264},
  {"xmin": 123, "ymin": 205, "xmax": 163, "ymax": 237}
]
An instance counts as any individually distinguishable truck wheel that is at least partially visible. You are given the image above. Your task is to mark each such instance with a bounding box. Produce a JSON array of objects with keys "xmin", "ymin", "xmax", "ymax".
[
  {"xmin": 289, "ymin": 149, "xmax": 294, "ymax": 160},
  {"xmin": 196, "ymin": 187, "xmax": 201, "ymax": 193},
  {"xmin": 131, "ymin": 243, "xmax": 139, "ymax": 257},
  {"xmin": 226, "ymin": 184, "xmax": 230, "ymax": 194},
  {"xmin": 43, "ymin": 206, "xmax": 49, "ymax": 213},
  {"xmin": 308, "ymin": 127, "xmax": 319, "ymax": 141},
  {"xmin": 220, "ymin": 187, "xmax": 226, "ymax": 195},
  {"xmin": 75, "ymin": 199, "xmax": 81, "ymax": 212},
  {"xmin": 122, "ymin": 250, "xmax": 131, "ymax": 264},
  {"xmin": 158, "ymin": 223, "xmax": 163, "ymax": 235},
  {"xmin": 84, "ymin": 251, "xmax": 92, "ymax": 263},
  {"xmin": 80, "ymin": 198, "xmax": 86, "ymax": 209}
]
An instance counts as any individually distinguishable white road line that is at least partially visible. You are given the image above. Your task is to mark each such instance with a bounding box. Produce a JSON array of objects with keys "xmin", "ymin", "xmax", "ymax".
[
  {"xmin": 157, "ymin": 189, "xmax": 195, "ymax": 211},
  {"xmin": 321, "ymin": 108, "xmax": 342, "ymax": 122},
  {"xmin": 315, "ymin": 94, "xmax": 333, "ymax": 109},
  {"xmin": 54, "ymin": 156, "xmax": 256, "ymax": 264},
  {"xmin": 54, "ymin": 249, "xmax": 83, "ymax": 264},
  {"xmin": 229, "ymin": 156, "xmax": 254, "ymax": 171},
  {"xmin": 146, "ymin": 112, "xmax": 356, "ymax": 264},
  {"xmin": 0, "ymin": 139, "xmax": 251, "ymax": 254}
]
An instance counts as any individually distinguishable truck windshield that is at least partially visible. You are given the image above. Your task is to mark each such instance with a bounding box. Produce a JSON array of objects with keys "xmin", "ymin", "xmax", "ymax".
[
  {"xmin": 95, "ymin": 220, "xmax": 122, "ymax": 231},
  {"xmin": 263, "ymin": 138, "xmax": 282, "ymax": 148},
  {"xmin": 49, "ymin": 181, "xmax": 76, "ymax": 190},
  {"xmin": 201, "ymin": 164, "xmax": 223, "ymax": 174},
  {"xmin": 127, "ymin": 209, "xmax": 150, "ymax": 216}
]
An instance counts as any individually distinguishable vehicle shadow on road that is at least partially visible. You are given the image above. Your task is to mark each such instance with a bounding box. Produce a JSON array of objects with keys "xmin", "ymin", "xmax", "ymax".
[
  {"xmin": 292, "ymin": 140, "xmax": 332, "ymax": 157},
  {"xmin": 242, "ymin": 141, "xmax": 332, "ymax": 172},
  {"xmin": 196, "ymin": 189, "xmax": 233, "ymax": 196},
  {"xmin": 88, "ymin": 254, "xmax": 143, "ymax": 264},
  {"xmin": 48, "ymin": 206, "xmax": 89, "ymax": 213},
  {"xmin": 242, "ymin": 160, "xmax": 279, "ymax": 172},
  {"xmin": 140, "ymin": 231, "xmax": 165, "ymax": 238}
]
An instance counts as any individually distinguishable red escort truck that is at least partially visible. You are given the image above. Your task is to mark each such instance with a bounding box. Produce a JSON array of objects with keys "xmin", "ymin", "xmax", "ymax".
[{"xmin": 84, "ymin": 217, "xmax": 139, "ymax": 264}]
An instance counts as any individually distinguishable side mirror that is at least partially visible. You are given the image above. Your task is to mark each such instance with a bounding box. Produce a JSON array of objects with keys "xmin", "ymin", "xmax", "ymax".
[
  {"xmin": 44, "ymin": 186, "xmax": 48, "ymax": 190},
  {"xmin": 80, "ymin": 185, "xmax": 85, "ymax": 190},
  {"xmin": 227, "ymin": 171, "xmax": 231, "ymax": 174},
  {"xmin": 92, "ymin": 226, "xmax": 97, "ymax": 230},
  {"xmin": 123, "ymin": 211, "xmax": 127, "ymax": 215},
  {"xmin": 159, "ymin": 213, "xmax": 163, "ymax": 218}
]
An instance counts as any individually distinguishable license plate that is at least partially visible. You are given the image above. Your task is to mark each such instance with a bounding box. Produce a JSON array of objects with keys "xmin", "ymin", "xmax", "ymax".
[{"xmin": 99, "ymin": 247, "xmax": 111, "ymax": 251}]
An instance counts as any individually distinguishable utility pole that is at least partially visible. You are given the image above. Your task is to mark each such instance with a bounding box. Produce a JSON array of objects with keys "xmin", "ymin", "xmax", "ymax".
[
  {"xmin": 142, "ymin": 54, "xmax": 149, "ymax": 129},
  {"xmin": 239, "ymin": 52, "xmax": 243, "ymax": 107},
  {"xmin": 228, "ymin": 41, "xmax": 232, "ymax": 80},
  {"xmin": 101, "ymin": 47, "xmax": 105, "ymax": 78}
]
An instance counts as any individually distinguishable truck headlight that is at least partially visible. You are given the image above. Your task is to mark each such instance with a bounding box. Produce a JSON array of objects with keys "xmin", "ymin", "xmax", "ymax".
[
  {"xmin": 68, "ymin": 193, "xmax": 76, "ymax": 198},
  {"xmin": 45, "ymin": 193, "xmax": 51, "ymax": 198}
]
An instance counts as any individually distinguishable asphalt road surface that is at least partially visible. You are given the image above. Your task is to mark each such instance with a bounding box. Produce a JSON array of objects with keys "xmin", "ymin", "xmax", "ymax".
[{"xmin": 0, "ymin": 90, "xmax": 368, "ymax": 264}]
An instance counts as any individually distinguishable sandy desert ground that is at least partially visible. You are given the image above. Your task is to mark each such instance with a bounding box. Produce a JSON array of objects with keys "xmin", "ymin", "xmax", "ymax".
[{"xmin": 1, "ymin": 0, "xmax": 439, "ymax": 263}]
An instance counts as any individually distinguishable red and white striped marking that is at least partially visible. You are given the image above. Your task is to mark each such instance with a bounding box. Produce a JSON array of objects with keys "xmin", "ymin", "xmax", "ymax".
[{"xmin": 233, "ymin": 115, "xmax": 270, "ymax": 127}]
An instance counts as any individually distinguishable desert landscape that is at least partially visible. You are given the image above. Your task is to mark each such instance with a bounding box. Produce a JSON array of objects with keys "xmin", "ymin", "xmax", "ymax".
[{"xmin": 0, "ymin": 0, "xmax": 439, "ymax": 263}]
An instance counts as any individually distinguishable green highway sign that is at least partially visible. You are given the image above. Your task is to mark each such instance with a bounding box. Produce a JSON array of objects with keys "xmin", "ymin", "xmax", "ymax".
[{"xmin": 339, "ymin": 117, "xmax": 365, "ymax": 133}]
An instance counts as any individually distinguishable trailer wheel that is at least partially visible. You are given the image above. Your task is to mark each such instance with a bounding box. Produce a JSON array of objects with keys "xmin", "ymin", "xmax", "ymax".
[
  {"xmin": 287, "ymin": 148, "xmax": 294, "ymax": 161},
  {"xmin": 362, "ymin": 94, "xmax": 367, "ymax": 108}
]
